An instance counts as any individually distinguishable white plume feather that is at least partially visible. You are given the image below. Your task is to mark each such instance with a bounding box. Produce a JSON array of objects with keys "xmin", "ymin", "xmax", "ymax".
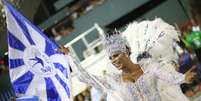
[{"xmin": 122, "ymin": 18, "xmax": 180, "ymax": 63}]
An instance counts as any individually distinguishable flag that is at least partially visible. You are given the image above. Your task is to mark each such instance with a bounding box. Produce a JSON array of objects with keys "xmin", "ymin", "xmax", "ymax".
[{"xmin": 4, "ymin": 0, "xmax": 72, "ymax": 101}]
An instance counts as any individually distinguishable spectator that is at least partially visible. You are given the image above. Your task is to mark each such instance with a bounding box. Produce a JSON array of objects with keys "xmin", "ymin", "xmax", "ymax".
[
  {"xmin": 9, "ymin": 96, "xmax": 16, "ymax": 101},
  {"xmin": 77, "ymin": 94, "xmax": 85, "ymax": 101},
  {"xmin": 82, "ymin": 87, "xmax": 91, "ymax": 101},
  {"xmin": 187, "ymin": 0, "xmax": 201, "ymax": 62}
]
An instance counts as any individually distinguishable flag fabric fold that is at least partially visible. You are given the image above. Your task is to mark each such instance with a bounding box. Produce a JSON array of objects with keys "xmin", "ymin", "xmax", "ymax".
[{"xmin": 4, "ymin": 0, "xmax": 72, "ymax": 100}]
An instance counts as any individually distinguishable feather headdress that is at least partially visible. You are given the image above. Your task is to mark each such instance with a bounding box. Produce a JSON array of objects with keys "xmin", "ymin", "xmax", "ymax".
[{"xmin": 122, "ymin": 18, "xmax": 180, "ymax": 63}]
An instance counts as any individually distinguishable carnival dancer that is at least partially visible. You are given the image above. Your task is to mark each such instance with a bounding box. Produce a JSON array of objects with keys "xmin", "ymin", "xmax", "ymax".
[{"xmin": 59, "ymin": 22, "xmax": 195, "ymax": 100}]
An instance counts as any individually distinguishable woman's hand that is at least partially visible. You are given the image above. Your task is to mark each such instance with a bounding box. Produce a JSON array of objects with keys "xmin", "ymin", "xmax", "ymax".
[
  {"xmin": 185, "ymin": 65, "xmax": 197, "ymax": 84},
  {"xmin": 58, "ymin": 45, "xmax": 70, "ymax": 55}
]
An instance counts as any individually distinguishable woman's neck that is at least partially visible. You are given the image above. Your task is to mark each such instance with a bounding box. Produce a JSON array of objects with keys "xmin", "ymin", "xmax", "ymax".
[
  {"xmin": 123, "ymin": 61, "xmax": 140, "ymax": 74},
  {"xmin": 122, "ymin": 62, "xmax": 143, "ymax": 82}
]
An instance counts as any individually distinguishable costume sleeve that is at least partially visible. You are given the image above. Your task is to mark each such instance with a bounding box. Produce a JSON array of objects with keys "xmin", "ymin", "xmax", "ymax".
[
  {"xmin": 65, "ymin": 54, "xmax": 111, "ymax": 92},
  {"xmin": 151, "ymin": 62, "xmax": 185, "ymax": 84}
]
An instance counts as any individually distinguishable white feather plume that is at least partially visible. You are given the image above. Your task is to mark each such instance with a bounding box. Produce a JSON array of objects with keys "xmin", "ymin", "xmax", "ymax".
[{"xmin": 122, "ymin": 18, "xmax": 180, "ymax": 63}]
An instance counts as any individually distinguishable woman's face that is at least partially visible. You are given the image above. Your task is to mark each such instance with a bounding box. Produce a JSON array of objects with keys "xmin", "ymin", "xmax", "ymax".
[{"xmin": 110, "ymin": 52, "xmax": 130, "ymax": 70}]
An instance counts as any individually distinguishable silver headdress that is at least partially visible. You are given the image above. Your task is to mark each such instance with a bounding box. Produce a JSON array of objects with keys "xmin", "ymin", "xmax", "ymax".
[{"xmin": 103, "ymin": 31, "xmax": 131, "ymax": 57}]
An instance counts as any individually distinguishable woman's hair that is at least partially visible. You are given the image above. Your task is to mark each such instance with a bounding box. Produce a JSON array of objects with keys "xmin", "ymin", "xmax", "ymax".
[
  {"xmin": 126, "ymin": 45, "xmax": 131, "ymax": 56},
  {"xmin": 188, "ymin": 0, "xmax": 201, "ymax": 21}
]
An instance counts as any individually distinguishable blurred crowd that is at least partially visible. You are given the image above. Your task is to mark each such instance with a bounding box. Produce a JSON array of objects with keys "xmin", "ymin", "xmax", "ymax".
[
  {"xmin": 73, "ymin": 87, "xmax": 106, "ymax": 101},
  {"xmin": 47, "ymin": 0, "xmax": 106, "ymax": 40}
]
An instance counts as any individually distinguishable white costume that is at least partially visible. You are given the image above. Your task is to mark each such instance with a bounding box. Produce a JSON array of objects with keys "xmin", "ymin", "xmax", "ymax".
[
  {"xmin": 122, "ymin": 18, "xmax": 189, "ymax": 101},
  {"xmin": 67, "ymin": 54, "xmax": 185, "ymax": 101},
  {"xmin": 66, "ymin": 18, "xmax": 189, "ymax": 100}
]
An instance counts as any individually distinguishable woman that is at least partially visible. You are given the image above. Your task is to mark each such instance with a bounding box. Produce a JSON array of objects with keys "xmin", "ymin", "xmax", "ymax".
[
  {"xmin": 122, "ymin": 18, "xmax": 191, "ymax": 101},
  {"xmin": 60, "ymin": 32, "xmax": 195, "ymax": 101}
]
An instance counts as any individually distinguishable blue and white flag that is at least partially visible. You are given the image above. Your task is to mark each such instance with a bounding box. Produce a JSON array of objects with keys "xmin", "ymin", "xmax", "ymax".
[{"xmin": 4, "ymin": 0, "xmax": 72, "ymax": 101}]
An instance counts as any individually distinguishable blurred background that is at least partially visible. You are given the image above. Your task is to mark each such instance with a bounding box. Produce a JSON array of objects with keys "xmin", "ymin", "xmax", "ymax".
[{"xmin": 1, "ymin": 0, "xmax": 201, "ymax": 101}]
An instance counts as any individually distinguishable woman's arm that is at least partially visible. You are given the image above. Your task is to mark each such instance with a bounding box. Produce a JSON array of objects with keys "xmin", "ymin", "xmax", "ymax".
[
  {"xmin": 66, "ymin": 54, "xmax": 110, "ymax": 92},
  {"xmin": 151, "ymin": 62, "xmax": 196, "ymax": 84},
  {"xmin": 59, "ymin": 46, "xmax": 110, "ymax": 92}
]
